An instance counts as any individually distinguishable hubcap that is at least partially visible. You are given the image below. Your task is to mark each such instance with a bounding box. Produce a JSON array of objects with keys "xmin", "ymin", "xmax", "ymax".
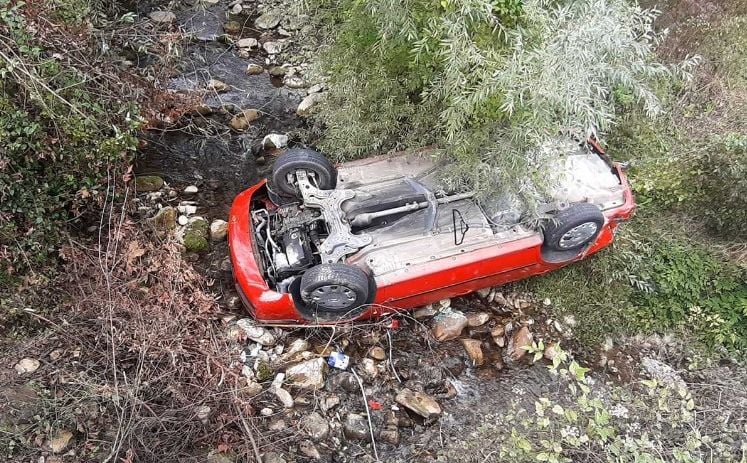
[
  {"xmin": 558, "ymin": 222, "xmax": 598, "ymax": 249},
  {"xmin": 310, "ymin": 284, "xmax": 357, "ymax": 309}
]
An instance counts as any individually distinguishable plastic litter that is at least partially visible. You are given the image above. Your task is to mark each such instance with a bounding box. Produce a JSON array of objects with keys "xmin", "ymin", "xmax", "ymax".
[{"xmin": 327, "ymin": 351, "xmax": 350, "ymax": 370}]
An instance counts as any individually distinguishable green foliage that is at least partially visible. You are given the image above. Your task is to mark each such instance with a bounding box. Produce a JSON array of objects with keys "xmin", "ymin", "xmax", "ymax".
[
  {"xmin": 309, "ymin": 0, "xmax": 694, "ymax": 202},
  {"xmin": 0, "ymin": 0, "xmax": 139, "ymax": 283}
]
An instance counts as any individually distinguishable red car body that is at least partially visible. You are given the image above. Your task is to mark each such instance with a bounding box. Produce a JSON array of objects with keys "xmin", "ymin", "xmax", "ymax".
[{"xmin": 229, "ymin": 158, "xmax": 635, "ymax": 324}]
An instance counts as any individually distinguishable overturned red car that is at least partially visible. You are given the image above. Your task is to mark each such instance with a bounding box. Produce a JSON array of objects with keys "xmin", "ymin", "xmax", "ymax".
[{"xmin": 229, "ymin": 142, "xmax": 634, "ymax": 324}]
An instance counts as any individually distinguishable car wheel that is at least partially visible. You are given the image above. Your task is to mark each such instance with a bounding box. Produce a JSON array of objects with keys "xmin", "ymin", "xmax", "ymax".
[
  {"xmin": 542, "ymin": 203, "xmax": 605, "ymax": 252},
  {"xmin": 299, "ymin": 263, "xmax": 371, "ymax": 315},
  {"xmin": 271, "ymin": 148, "xmax": 336, "ymax": 198}
]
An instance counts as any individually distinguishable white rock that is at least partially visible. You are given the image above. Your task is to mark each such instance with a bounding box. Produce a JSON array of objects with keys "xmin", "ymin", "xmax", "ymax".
[
  {"xmin": 178, "ymin": 215, "xmax": 189, "ymax": 226},
  {"xmin": 210, "ymin": 219, "xmax": 228, "ymax": 241},
  {"xmin": 286, "ymin": 358, "xmax": 327, "ymax": 390},
  {"xmin": 641, "ymin": 357, "xmax": 688, "ymax": 392},
  {"xmin": 246, "ymin": 63, "xmax": 264, "ymax": 75},
  {"xmin": 274, "ymin": 387, "xmax": 294, "ymax": 408},
  {"xmin": 283, "ymin": 75, "xmax": 306, "ymax": 89},
  {"xmin": 47, "ymin": 430, "xmax": 73, "ymax": 453},
  {"xmin": 184, "ymin": 185, "xmax": 199, "ymax": 194},
  {"xmin": 237, "ymin": 38, "xmax": 258, "ymax": 49},
  {"xmin": 260, "ymin": 407, "xmax": 273, "ymax": 416},
  {"xmin": 14, "ymin": 358, "xmax": 40, "ymax": 375},
  {"xmin": 195, "ymin": 405, "xmax": 211, "ymax": 423},
  {"xmin": 395, "ymin": 388, "xmax": 442, "ymax": 420},
  {"xmin": 236, "ymin": 319, "xmax": 276, "ymax": 346},
  {"xmin": 230, "ymin": 3, "xmax": 242, "ymax": 14},
  {"xmin": 149, "ymin": 11, "xmax": 176, "ymax": 23},
  {"xmin": 296, "ymin": 92, "xmax": 325, "ymax": 116},
  {"xmin": 307, "ymin": 83, "xmax": 325, "ymax": 94},
  {"xmin": 476, "ymin": 287, "xmax": 491, "ymax": 298},
  {"xmin": 177, "ymin": 204, "xmax": 198, "ymax": 215},
  {"xmin": 262, "ymin": 133, "xmax": 288, "ymax": 150},
  {"xmin": 262, "ymin": 41, "xmax": 284, "ymax": 54}
]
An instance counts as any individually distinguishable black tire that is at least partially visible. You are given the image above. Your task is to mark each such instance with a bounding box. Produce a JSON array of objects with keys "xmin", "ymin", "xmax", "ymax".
[
  {"xmin": 542, "ymin": 203, "xmax": 605, "ymax": 252},
  {"xmin": 271, "ymin": 148, "xmax": 336, "ymax": 198},
  {"xmin": 299, "ymin": 263, "xmax": 371, "ymax": 314}
]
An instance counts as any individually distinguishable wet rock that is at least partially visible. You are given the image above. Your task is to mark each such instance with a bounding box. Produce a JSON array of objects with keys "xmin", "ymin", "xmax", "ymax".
[
  {"xmin": 263, "ymin": 41, "xmax": 284, "ymax": 54},
  {"xmin": 274, "ymin": 387, "xmax": 294, "ymax": 408},
  {"xmin": 262, "ymin": 133, "xmax": 288, "ymax": 150},
  {"xmin": 237, "ymin": 38, "xmax": 258, "ymax": 49},
  {"xmin": 182, "ymin": 217, "xmax": 210, "ymax": 252},
  {"xmin": 246, "ymin": 63, "xmax": 264, "ymax": 75},
  {"xmin": 508, "ymin": 326, "xmax": 533, "ymax": 361},
  {"xmin": 255, "ymin": 11, "xmax": 282, "ymax": 29},
  {"xmin": 296, "ymin": 92, "xmax": 325, "ymax": 116},
  {"xmin": 268, "ymin": 65, "xmax": 288, "ymax": 77},
  {"xmin": 135, "ymin": 175, "xmax": 164, "ymax": 192},
  {"xmin": 283, "ymin": 75, "xmax": 306, "ymax": 89},
  {"xmin": 286, "ymin": 358, "xmax": 327, "ymax": 390},
  {"xmin": 208, "ymin": 79, "xmax": 230, "ymax": 93},
  {"xmin": 343, "ymin": 413, "xmax": 369, "ymax": 441},
  {"xmin": 431, "ymin": 311, "xmax": 468, "ymax": 341},
  {"xmin": 460, "ymin": 339, "xmax": 484, "ymax": 366},
  {"xmin": 229, "ymin": 109, "xmax": 261, "ymax": 132},
  {"xmin": 149, "ymin": 206, "xmax": 176, "ymax": 230},
  {"xmin": 149, "ymin": 11, "xmax": 176, "ymax": 23},
  {"xmin": 47, "ymin": 429, "xmax": 73, "ymax": 453},
  {"xmin": 262, "ymin": 452, "xmax": 287, "ymax": 463},
  {"xmin": 14, "ymin": 358, "xmax": 41, "ymax": 375},
  {"xmin": 299, "ymin": 440, "xmax": 321, "ymax": 459},
  {"xmin": 395, "ymin": 388, "xmax": 442, "ymax": 420},
  {"xmin": 301, "ymin": 412, "xmax": 329, "ymax": 441},
  {"xmin": 466, "ymin": 312, "xmax": 490, "ymax": 327},
  {"xmin": 236, "ymin": 319, "xmax": 277, "ymax": 346},
  {"xmin": 379, "ymin": 427, "xmax": 400, "ymax": 446},
  {"xmin": 210, "ymin": 219, "xmax": 228, "ymax": 241},
  {"xmin": 368, "ymin": 346, "xmax": 386, "ymax": 361}
]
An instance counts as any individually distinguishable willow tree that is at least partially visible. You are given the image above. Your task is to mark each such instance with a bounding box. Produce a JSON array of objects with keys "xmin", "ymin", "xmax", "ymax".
[{"xmin": 309, "ymin": 0, "xmax": 697, "ymax": 203}]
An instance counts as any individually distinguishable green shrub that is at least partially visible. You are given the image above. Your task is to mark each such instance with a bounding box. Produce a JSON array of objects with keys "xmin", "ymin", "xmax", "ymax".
[{"xmin": 0, "ymin": 0, "xmax": 139, "ymax": 284}]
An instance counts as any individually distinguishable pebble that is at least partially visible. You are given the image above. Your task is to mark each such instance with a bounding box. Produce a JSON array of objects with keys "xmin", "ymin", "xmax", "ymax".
[
  {"xmin": 268, "ymin": 65, "xmax": 288, "ymax": 77},
  {"xmin": 285, "ymin": 358, "xmax": 327, "ymax": 390},
  {"xmin": 367, "ymin": 346, "xmax": 386, "ymax": 361},
  {"xmin": 47, "ymin": 430, "xmax": 73, "ymax": 453},
  {"xmin": 343, "ymin": 413, "xmax": 370, "ymax": 441},
  {"xmin": 230, "ymin": 109, "xmax": 261, "ymax": 132},
  {"xmin": 255, "ymin": 11, "xmax": 282, "ymax": 29},
  {"xmin": 230, "ymin": 3, "xmax": 242, "ymax": 14},
  {"xmin": 208, "ymin": 79, "xmax": 229, "ymax": 93},
  {"xmin": 246, "ymin": 63, "xmax": 264, "ymax": 75},
  {"xmin": 262, "ymin": 452, "xmax": 287, "ymax": 463},
  {"xmin": 299, "ymin": 440, "xmax": 321, "ymax": 459},
  {"xmin": 430, "ymin": 311, "xmax": 468, "ymax": 341},
  {"xmin": 465, "ymin": 312, "xmax": 490, "ymax": 327},
  {"xmin": 183, "ymin": 185, "xmax": 198, "ymax": 194},
  {"xmin": 283, "ymin": 75, "xmax": 306, "ymax": 88},
  {"xmin": 273, "ymin": 387, "xmax": 294, "ymax": 408},
  {"xmin": 237, "ymin": 38, "xmax": 258, "ymax": 49},
  {"xmin": 508, "ymin": 326, "xmax": 533, "ymax": 361},
  {"xmin": 262, "ymin": 41, "xmax": 284, "ymax": 54},
  {"xmin": 307, "ymin": 83, "xmax": 325, "ymax": 94},
  {"xmin": 395, "ymin": 388, "xmax": 442, "ymax": 420},
  {"xmin": 301, "ymin": 412, "xmax": 330, "ymax": 441},
  {"xmin": 260, "ymin": 407, "xmax": 273, "ymax": 416},
  {"xmin": 14, "ymin": 358, "xmax": 40, "ymax": 375},
  {"xmin": 149, "ymin": 11, "xmax": 176, "ymax": 23},
  {"xmin": 210, "ymin": 219, "xmax": 228, "ymax": 241},
  {"xmin": 460, "ymin": 339, "xmax": 484, "ymax": 366},
  {"xmin": 262, "ymin": 133, "xmax": 288, "ymax": 150},
  {"xmin": 178, "ymin": 215, "xmax": 189, "ymax": 226},
  {"xmin": 268, "ymin": 419, "xmax": 286, "ymax": 431},
  {"xmin": 296, "ymin": 92, "xmax": 325, "ymax": 116},
  {"xmin": 379, "ymin": 427, "xmax": 400, "ymax": 446},
  {"xmin": 236, "ymin": 319, "xmax": 277, "ymax": 345}
]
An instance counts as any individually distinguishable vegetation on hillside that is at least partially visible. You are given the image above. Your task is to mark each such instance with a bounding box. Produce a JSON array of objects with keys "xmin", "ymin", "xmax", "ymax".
[{"xmin": 308, "ymin": 0, "xmax": 697, "ymax": 202}]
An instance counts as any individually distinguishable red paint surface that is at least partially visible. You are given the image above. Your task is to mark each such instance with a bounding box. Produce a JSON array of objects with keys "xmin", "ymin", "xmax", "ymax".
[{"xmin": 229, "ymin": 165, "xmax": 635, "ymax": 324}]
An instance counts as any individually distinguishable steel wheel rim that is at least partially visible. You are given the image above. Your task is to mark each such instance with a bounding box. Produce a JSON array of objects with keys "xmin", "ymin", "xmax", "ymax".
[
  {"xmin": 310, "ymin": 284, "xmax": 357, "ymax": 309},
  {"xmin": 558, "ymin": 222, "xmax": 598, "ymax": 249}
]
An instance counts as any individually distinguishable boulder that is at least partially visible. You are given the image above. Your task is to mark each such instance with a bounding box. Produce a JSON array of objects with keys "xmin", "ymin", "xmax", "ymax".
[
  {"xmin": 395, "ymin": 388, "xmax": 442, "ymax": 420},
  {"xmin": 135, "ymin": 175, "xmax": 164, "ymax": 192},
  {"xmin": 210, "ymin": 219, "xmax": 228, "ymax": 241},
  {"xmin": 431, "ymin": 311, "xmax": 468, "ymax": 341},
  {"xmin": 286, "ymin": 358, "xmax": 327, "ymax": 390},
  {"xmin": 460, "ymin": 339, "xmax": 484, "ymax": 366}
]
